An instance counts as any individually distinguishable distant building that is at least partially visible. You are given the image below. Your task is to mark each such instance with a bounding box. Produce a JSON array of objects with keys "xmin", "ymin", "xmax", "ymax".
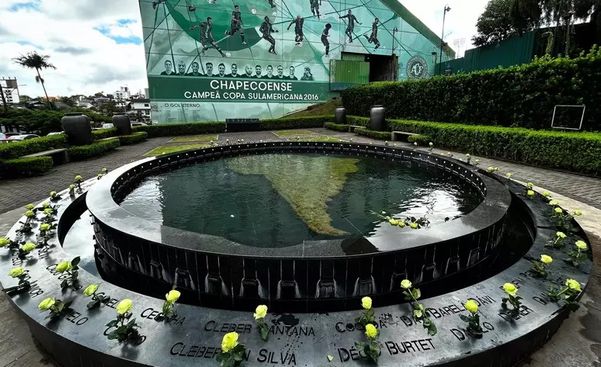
[
  {"xmin": 128, "ymin": 99, "xmax": 151, "ymax": 122},
  {"xmin": 0, "ymin": 78, "xmax": 20, "ymax": 105}
]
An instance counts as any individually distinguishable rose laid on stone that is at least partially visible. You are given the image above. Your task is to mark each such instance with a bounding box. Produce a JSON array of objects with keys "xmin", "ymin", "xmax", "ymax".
[
  {"xmin": 575, "ymin": 240, "xmax": 588, "ymax": 251},
  {"xmin": 116, "ymin": 299, "xmax": 133, "ymax": 315},
  {"xmin": 38, "ymin": 297, "xmax": 56, "ymax": 311},
  {"xmin": 166, "ymin": 289, "xmax": 181, "ymax": 304},
  {"xmin": 361, "ymin": 296, "xmax": 372, "ymax": 310},
  {"xmin": 83, "ymin": 284, "xmax": 98, "ymax": 297},
  {"xmin": 55, "ymin": 260, "xmax": 72, "ymax": 273},
  {"xmin": 540, "ymin": 254, "xmax": 553, "ymax": 265},
  {"xmin": 221, "ymin": 332, "xmax": 239, "ymax": 353},
  {"xmin": 565, "ymin": 279, "xmax": 582, "ymax": 293},
  {"xmin": 464, "ymin": 299, "xmax": 479, "ymax": 314},
  {"xmin": 503, "ymin": 283, "xmax": 517, "ymax": 297},
  {"xmin": 254, "ymin": 304, "xmax": 268, "ymax": 320},
  {"xmin": 20, "ymin": 242, "xmax": 36, "ymax": 253},
  {"xmin": 365, "ymin": 323, "xmax": 378, "ymax": 340},
  {"xmin": 9, "ymin": 267, "xmax": 25, "ymax": 278}
]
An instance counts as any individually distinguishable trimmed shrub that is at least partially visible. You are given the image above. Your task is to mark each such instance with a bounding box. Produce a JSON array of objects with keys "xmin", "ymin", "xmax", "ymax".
[
  {"xmin": 324, "ymin": 122, "xmax": 350, "ymax": 132},
  {"xmin": 259, "ymin": 115, "xmax": 332, "ymax": 130},
  {"xmin": 67, "ymin": 138, "xmax": 120, "ymax": 161},
  {"xmin": 341, "ymin": 49, "xmax": 601, "ymax": 131},
  {"xmin": 0, "ymin": 156, "xmax": 53, "ymax": 177},
  {"xmin": 118, "ymin": 131, "xmax": 148, "ymax": 145},
  {"xmin": 388, "ymin": 119, "xmax": 601, "ymax": 175},
  {"xmin": 355, "ymin": 128, "xmax": 392, "ymax": 140},
  {"xmin": 93, "ymin": 128, "xmax": 117, "ymax": 140},
  {"xmin": 133, "ymin": 122, "xmax": 225, "ymax": 137},
  {"xmin": 407, "ymin": 134, "xmax": 432, "ymax": 146},
  {"xmin": 347, "ymin": 116, "xmax": 370, "ymax": 127},
  {"xmin": 0, "ymin": 135, "xmax": 67, "ymax": 159}
]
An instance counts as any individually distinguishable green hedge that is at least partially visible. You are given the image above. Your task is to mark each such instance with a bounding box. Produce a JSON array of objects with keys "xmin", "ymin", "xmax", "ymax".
[
  {"xmin": 355, "ymin": 128, "xmax": 392, "ymax": 140},
  {"xmin": 0, "ymin": 108, "xmax": 111, "ymax": 134},
  {"xmin": 0, "ymin": 135, "xmax": 66, "ymax": 159},
  {"xmin": 0, "ymin": 156, "xmax": 53, "ymax": 177},
  {"xmin": 389, "ymin": 119, "xmax": 601, "ymax": 175},
  {"xmin": 133, "ymin": 122, "xmax": 225, "ymax": 137},
  {"xmin": 93, "ymin": 128, "xmax": 117, "ymax": 140},
  {"xmin": 347, "ymin": 116, "xmax": 370, "ymax": 127},
  {"xmin": 259, "ymin": 115, "xmax": 332, "ymax": 130},
  {"xmin": 118, "ymin": 131, "xmax": 148, "ymax": 145},
  {"xmin": 407, "ymin": 134, "xmax": 432, "ymax": 146},
  {"xmin": 324, "ymin": 122, "xmax": 351, "ymax": 132},
  {"xmin": 67, "ymin": 138, "xmax": 120, "ymax": 161},
  {"xmin": 341, "ymin": 49, "xmax": 601, "ymax": 131}
]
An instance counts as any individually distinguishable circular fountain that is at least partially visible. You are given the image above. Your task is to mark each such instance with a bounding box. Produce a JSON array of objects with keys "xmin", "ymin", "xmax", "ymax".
[{"xmin": 0, "ymin": 142, "xmax": 593, "ymax": 367}]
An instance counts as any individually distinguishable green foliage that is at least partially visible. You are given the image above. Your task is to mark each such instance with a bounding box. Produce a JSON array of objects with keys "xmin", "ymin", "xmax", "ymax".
[
  {"xmin": 407, "ymin": 134, "xmax": 432, "ymax": 146},
  {"xmin": 473, "ymin": 0, "xmax": 524, "ymax": 46},
  {"xmin": 0, "ymin": 156, "xmax": 53, "ymax": 177},
  {"xmin": 118, "ymin": 131, "xmax": 148, "ymax": 145},
  {"xmin": 0, "ymin": 108, "xmax": 111, "ymax": 134},
  {"xmin": 67, "ymin": 138, "xmax": 120, "ymax": 161},
  {"xmin": 0, "ymin": 134, "xmax": 66, "ymax": 159},
  {"xmin": 355, "ymin": 127, "xmax": 392, "ymax": 140},
  {"xmin": 92, "ymin": 128, "xmax": 117, "ymax": 140},
  {"xmin": 342, "ymin": 49, "xmax": 601, "ymax": 130},
  {"xmin": 259, "ymin": 115, "xmax": 332, "ymax": 130},
  {"xmin": 388, "ymin": 119, "xmax": 601, "ymax": 175},
  {"xmin": 347, "ymin": 116, "xmax": 370, "ymax": 127},
  {"xmin": 133, "ymin": 122, "xmax": 225, "ymax": 137},
  {"xmin": 324, "ymin": 122, "xmax": 351, "ymax": 132}
]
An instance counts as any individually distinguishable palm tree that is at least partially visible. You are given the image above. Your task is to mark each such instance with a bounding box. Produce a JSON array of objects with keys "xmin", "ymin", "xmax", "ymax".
[{"xmin": 14, "ymin": 51, "xmax": 56, "ymax": 108}]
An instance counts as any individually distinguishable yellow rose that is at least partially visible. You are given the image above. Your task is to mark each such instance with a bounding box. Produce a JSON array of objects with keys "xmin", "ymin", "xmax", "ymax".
[
  {"xmin": 503, "ymin": 283, "xmax": 518, "ymax": 297},
  {"xmin": 55, "ymin": 260, "xmax": 72, "ymax": 273},
  {"xmin": 50, "ymin": 191, "xmax": 57, "ymax": 198},
  {"xmin": 575, "ymin": 240, "xmax": 588, "ymax": 251},
  {"xmin": 365, "ymin": 323, "xmax": 378, "ymax": 340},
  {"xmin": 409, "ymin": 222, "xmax": 418, "ymax": 229},
  {"xmin": 397, "ymin": 220, "xmax": 406, "ymax": 228},
  {"xmin": 464, "ymin": 299, "xmax": 479, "ymax": 314},
  {"xmin": 221, "ymin": 332, "xmax": 239, "ymax": 353},
  {"xmin": 401, "ymin": 279, "xmax": 412, "ymax": 289},
  {"xmin": 361, "ymin": 296, "xmax": 372, "ymax": 310},
  {"xmin": 166, "ymin": 289, "xmax": 181, "ymax": 304},
  {"xmin": 254, "ymin": 304, "xmax": 268, "ymax": 320},
  {"xmin": 9, "ymin": 267, "xmax": 25, "ymax": 278},
  {"xmin": 556, "ymin": 231, "xmax": 566, "ymax": 239},
  {"xmin": 25, "ymin": 204, "xmax": 34, "ymax": 210},
  {"xmin": 565, "ymin": 279, "xmax": 582, "ymax": 293},
  {"xmin": 540, "ymin": 254, "xmax": 553, "ymax": 265},
  {"xmin": 554, "ymin": 207, "xmax": 563, "ymax": 214},
  {"xmin": 549, "ymin": 200, "xmax": 559, "ymax": 206},
  {"xmin": 116, "ymin": 299, "xmax": 133, "ymax": 315},
  {"xmin": 527, "ymin": 182, "xmax": 534, "ymax": 189},
  {"xmin": 42, "ymin": 202, "xmax": 50, "ymax": 208},
  {"xmin": 74, "ymin": 175, "xmax": 83, "ymax": 182},
  {"xmin": 25, "ymin": 210, "xmax": 35, "ymax": 218},
  {"xmin": 388, "ymin": 219, "xmax": 399, "ymax": 226},
  {"xmin": 44, "ymin": 208, "xmax": 53, "ymax": 216},
  {"xmin": 83, "ymin": 284, "xmax": 98, "ymax": 297},
  {"xmin": 20, "ymin": 242, "xmax": 36, "ymax": 253},
  {"xmin": 506, "ymin": 173, "xmax": 513, "ymax": 178},
  {"xmin": 38, "ymin": 297, "xmax": 55, "ymax": 311},
  {"xmin": 39, "ymin": 223, "xmax": 51, "ymax": 232},
  {"xmin": 527, "ymin": 190, "xmax": 535, "ymax": 197},
  {"xmin": 543, "ymin": 191, "xmax": 551, "ymax": 198},
  {"xmin": 0, "ymin": 237, "xmax": 10, "ymax": 247},
  {"xmin": 572, "ymin": 209, "xmax": 582, "ymax": 217}
]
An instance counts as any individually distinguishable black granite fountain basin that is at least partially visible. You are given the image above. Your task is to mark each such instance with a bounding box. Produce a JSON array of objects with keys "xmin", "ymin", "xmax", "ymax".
[
  {"xmin": 0, "ymin": 142, "xmax": 593, "ymax": 367},
  {"xmin": 86, "ymin": 142, "xmax": 511, "ymax": 312}
]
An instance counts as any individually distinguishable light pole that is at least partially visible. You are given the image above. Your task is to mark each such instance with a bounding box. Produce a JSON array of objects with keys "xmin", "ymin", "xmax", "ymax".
[{"xmin": 438, "ymin": 5, "xmax": 451, "ymax": 75}]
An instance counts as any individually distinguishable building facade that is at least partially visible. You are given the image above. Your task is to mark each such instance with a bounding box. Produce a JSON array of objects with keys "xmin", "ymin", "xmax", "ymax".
[{"xmin": 139, "ymin": 0, "xmax": 453, "ymax": 123}]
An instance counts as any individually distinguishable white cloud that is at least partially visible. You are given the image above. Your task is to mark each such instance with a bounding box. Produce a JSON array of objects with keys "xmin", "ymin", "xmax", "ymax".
[{"xmin": 0, "ymin": 0, "xmax": 489, "ymax": 98}]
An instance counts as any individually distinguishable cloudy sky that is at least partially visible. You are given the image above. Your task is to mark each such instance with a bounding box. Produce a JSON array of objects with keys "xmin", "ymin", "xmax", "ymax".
[{"xmin": 0, "ymin": 0, "xmax": 488, "ymax": 98}]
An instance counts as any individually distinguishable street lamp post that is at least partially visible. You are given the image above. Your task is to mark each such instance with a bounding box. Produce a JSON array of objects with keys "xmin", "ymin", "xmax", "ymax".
[{"xmin": 438, "ymin": 5, "xmax": 451, "ymax": 75}]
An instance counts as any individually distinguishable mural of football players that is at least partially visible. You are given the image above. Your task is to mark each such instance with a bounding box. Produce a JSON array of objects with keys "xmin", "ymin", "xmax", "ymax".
[
  {"xmin": 218, "ymin": 63, "xmax": 227, "ymax": 77},
  {"xmin": 340, "ymin": 9, "xmax": 361, "ymax": 43},
  {"xmin": 177, "ymin": 60, "xmax": 187, "ymax": 75},
  {"xmin": 228, "ymin": 63, "xmax": 239, "ymax": 77},
  {"xmin": 191, "ymin": 17, "xmax": 225, "ymax": 57},
  {"xmin": 321, "ymin": 23, "xmax": 331, "ymax": 56},
  {"xmin": 276, "ymin": 65, "xmax": 284, "ymax": 79},
  {"xmin": 364, "ymin": 18, "xmax": 381, "ymax": 49},
  {"xmin": 225, "ymin": 5, "xmax": 246, "ymax": 45},
  {"xmin": 255, "ymin": 65, "xmax": 263, "ymax": 78},
  {"xmin": 265, "ymin": 65, "xmax": 274, "ymax": 79},
  {"xmin": 266, "ymin": 0, "xmax": 275, "ymax": 8},
  {"xmin": 310, "ymin": 0, "xmax": 320, "ymax": 19},
  {"xmin": 260, "ymin": 16, "xmax": 278, "ymax": 55},
  {"xmin": 288, "ymin": 66, "xmax": 298, "ymax": 80},
  {"xmin": 287, "ymin": 16, "xmax": 304, "ymax": 45},
  {"xmin": 160, "ymin": 59, "xmax": 175, "ymax": 75},
  {"xmin": 205, "ymin": 62, "xmax": 214, "ymax": 77},
  {"xmin": 301, "ymin": 66, "xmax": 314, "ymax": 81},
  {"xmin": 244, "ymin": 65, "xmax": 254, "ymax": 78},
  {"xmin": 187, "ymin": 61, "xmax": 202, "ymax": 76}
]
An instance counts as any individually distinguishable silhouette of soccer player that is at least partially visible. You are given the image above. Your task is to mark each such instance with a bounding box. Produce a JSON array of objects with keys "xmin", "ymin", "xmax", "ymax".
[
  {"xmin": 191, "ymin": 17, "xmax": 225, "ymax": 57},
  {"xmin": 225, "ymin": 5, "xmax": 246, "ymax": 45},
  {"xmin": 364, "ymin": 18, "xmax": 381, "ymax": 49},
  {"xmin": 340, "ymin": 9, "xmax": 361, "ymax": 43},
  {"xmin": 287, "ymin": 16, "xmax": 304, "ymax": 45},
  {"xmin": 260, "ymin": 16, "xmax": 278, "ymax": 54},
  {"xmin": 321, "ymin": 23, "xmax": 331, "ymax": 56},
  {"xmin": 310, "ymin": 0, "xmax": 320, "ymax": 19}
]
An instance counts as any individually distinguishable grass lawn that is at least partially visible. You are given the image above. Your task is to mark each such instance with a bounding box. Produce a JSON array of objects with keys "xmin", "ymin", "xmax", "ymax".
[
  {"xmin": 284, "ymin": 98, "xmax": 341, "ymax": 118},
  {"xmin": 144, "ymin": 143, "xmax": 210, "ymax": 157},
  {"xmin": 169, "ymin": 134, "xmax": 218, "ymax": 143},
  {"xmin": 273, "ymin": 129, "xmax": 317, "ymax": 137}
]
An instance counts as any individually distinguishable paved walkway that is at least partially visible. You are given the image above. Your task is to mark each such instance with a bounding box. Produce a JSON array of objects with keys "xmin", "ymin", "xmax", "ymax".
[{"xmin": 0, "ymin": 128, "xmax": 600, "ymax": 366}]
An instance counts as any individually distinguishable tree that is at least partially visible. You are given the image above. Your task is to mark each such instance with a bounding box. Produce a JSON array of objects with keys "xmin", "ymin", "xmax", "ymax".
[
  {"xmin": 473, "ymin": 0, "xmax": 522, "ymax": 46},
  {"xmin": 13, "ymin": 52, "xmax": 56, "ymax": 108}
]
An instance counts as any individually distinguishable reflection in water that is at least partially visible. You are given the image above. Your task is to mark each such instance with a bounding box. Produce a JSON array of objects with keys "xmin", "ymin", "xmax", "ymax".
[{"xmin": 120, "ymin": 154, "xmax": 482, "ymax": 248}]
